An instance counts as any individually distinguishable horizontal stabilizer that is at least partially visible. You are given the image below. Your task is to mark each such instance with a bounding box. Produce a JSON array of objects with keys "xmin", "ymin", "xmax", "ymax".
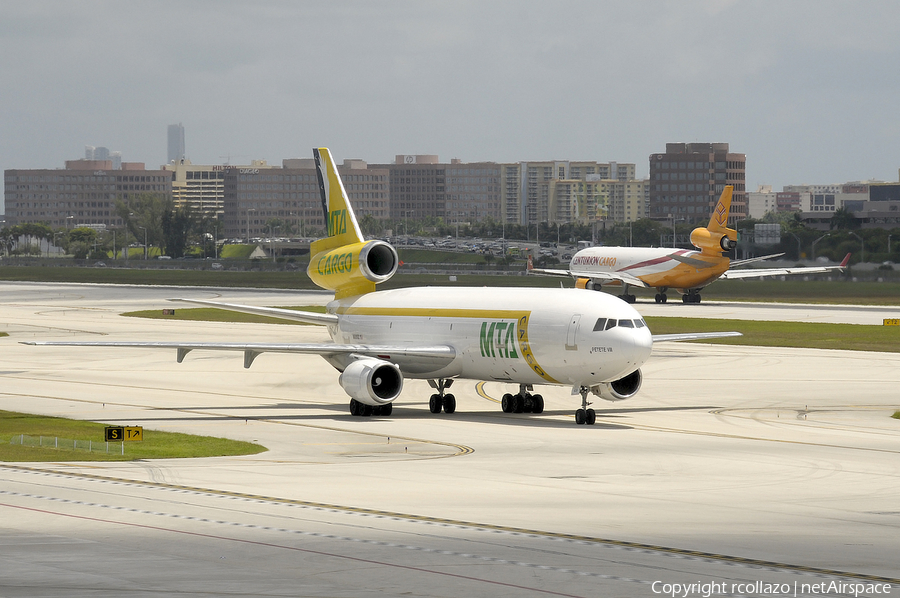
[{"xmin": 170, "ymin": 298, "xmax": 338, "ymax": 326}]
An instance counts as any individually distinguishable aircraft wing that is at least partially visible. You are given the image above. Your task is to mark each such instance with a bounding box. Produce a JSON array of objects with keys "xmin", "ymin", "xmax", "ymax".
[
  {"xmin": 652, "ymin": 332, "xmax": 742, "ymax": 343},
  {"xmin": 729, "ymin": 253, "xmax": 784, "ymax": 267},
  {"xmin": 170, "ymin": 298, "xmax": 339, "ymax": 326},
  {"xmin": 527, "ymin": 266, "xmax": 572, "ymax": 277},
  {"xmin": 720, "ymin": 253, "xmax": 850, "ymax": 280},
  {"xmin": 21, "ymin": 340, "xmax": 457, "ymax": 374},
  {"xmin": 529, "ymin": 266, "xmax": 649, "ymax": 288}
]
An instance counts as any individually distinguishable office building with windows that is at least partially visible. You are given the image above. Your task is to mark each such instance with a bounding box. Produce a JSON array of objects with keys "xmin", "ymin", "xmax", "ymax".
[{"xmin": 648, "ymin": 143, "xmax": 746, "ymax": 226}]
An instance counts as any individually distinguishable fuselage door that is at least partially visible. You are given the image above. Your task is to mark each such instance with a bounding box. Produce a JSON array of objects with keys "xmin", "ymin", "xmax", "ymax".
[{"xmin": 565, "ymin": 314, "xmax": 581, "ymax": 351}]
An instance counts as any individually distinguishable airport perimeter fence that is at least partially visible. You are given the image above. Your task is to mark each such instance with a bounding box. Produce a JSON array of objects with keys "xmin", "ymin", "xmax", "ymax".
[{"xmin": 9, "ymin": 434, "xmax": 125, "ymax": 455}]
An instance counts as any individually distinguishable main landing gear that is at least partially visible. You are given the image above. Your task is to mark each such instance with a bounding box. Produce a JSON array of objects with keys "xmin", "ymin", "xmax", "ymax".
[
  {"xmin": 619, "ymin": 284, "xmax": 636, "ymax": 304},
  {"xmin": 682, "ymin": 290, "xmax": 702, "ymax": 304},
  {"xmin": 574, "ymin": 386, "xmax": 597, "ymax": 425},
  {"xmin": 654, "ymin": 287, "xmax": 668, "ymax": 304},
  {"xmin": 348, "ymin": 399, "xmax": 392, "ymax": 417},
  {"xmin": 428, "ymin": 378, "xmax": 456, "ymax": 414},
  {"xmin": 500, "ymin": 384, "xmax": 544, "ymax": 414}
]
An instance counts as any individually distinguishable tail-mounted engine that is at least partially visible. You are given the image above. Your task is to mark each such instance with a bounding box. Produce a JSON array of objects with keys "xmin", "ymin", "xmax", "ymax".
[
  {"xmin": 338, "ymin": 358, "xmax": 403, "ymax": 406},
  {"xmin": 690, "ymin": 227, "xmax": 738, "ymax": 254},
  {"xmin": 308, "ymin": 240, "xmax": 399, "ymax": 299},
  {"xmin": 591, "ymin": 369, "xmax": 642, "ymax": 402}
]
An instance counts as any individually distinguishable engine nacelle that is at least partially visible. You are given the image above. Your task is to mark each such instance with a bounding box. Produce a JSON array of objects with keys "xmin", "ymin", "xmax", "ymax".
[
  {"xmin": 338, "ymin": 358, "xmax": 403, "ymax": 406},
  {"xmin": 591, "ymin": 369, "xmax": 642, "ymax": 402},
  {"xmin": 690, "ymin": 227, "xmax": 738, "ymax": 254},
  {"xmin": 308, "ymin": 239, "xmax": 399, "ymax": 298}
]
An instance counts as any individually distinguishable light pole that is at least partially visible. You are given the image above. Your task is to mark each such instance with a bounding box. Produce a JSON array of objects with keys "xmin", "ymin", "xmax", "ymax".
[
  {"xmin": 848, "ymin": 231, "xmax": 865, "ymax": 263},
  {"xmin": 787, "ymin": 232, "xmax": 802, "ymax": 260},
  {"xmin": 246, "ymin": 208, "xmax": 256, "ymax": 243},
  {"xmin": 811, "ymin": 233, "xmax": 830, "ymax": 261},
  {"xmin": 138, "ymin": 226, "xmax": 147, "ymax": 260}
]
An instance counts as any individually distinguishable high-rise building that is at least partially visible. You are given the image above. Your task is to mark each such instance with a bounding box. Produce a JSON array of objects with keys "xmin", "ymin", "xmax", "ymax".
[
  {"xmin": 167, "ymin": 123, "xmax": 185, "ymax": 164},
  {"xmin": 84, "ymin": 146, "xmax": 122, "ymax": 169},
  {"xmin": 500, "ymin": 161, "xmax": 636, "ymax": 226},
  {"xmin": 648, "ymin": 143, "xmax": 746, "ymax": 226}
]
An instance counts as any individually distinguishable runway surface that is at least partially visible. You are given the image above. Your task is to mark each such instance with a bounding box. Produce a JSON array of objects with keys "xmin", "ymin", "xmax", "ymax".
[{"xmin": 1, "ymin": 282, "xmax": 898, "ymax": 597}]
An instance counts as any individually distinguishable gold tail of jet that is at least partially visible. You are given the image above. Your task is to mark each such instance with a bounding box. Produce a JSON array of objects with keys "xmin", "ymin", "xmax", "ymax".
[
  {"xmin": 307, "ymin": 148, "xmax": 399, "ymax": 299},
  {"xmin": 689, "ymin": 186, "xmax": 738, "ymax": 256}
]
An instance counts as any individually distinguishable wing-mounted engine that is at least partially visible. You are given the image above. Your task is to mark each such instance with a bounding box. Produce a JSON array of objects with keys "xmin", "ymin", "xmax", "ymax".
[
  {"xmin": 590, "ymin": 369, "xmax": 642, "ymax": 402},
  {"xmin": 308, "ymin": 240, "xmax": 399, "ymax": 299},
  {"xmin": 338, "ymin": 357, "xmax": 403, "ymax": 406}
]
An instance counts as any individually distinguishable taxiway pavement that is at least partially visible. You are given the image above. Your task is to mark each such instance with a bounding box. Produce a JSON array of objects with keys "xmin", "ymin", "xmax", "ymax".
[{"xmin": 1, "ymin": 282, "xmax": 898, "ymax": 597}]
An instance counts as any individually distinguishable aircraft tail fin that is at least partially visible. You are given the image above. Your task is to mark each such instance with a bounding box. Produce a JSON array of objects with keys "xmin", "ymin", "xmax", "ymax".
[
  {"xmin": 306, "ymin": 148, "xmax": 399, "ymax": 299},
  {"xmin": 707, "ymin": 186, "xmax": 733, "ymax": 234},
  {"xmin": 311, "ymin": 147, "xmax": 365, "ymax": 254}
]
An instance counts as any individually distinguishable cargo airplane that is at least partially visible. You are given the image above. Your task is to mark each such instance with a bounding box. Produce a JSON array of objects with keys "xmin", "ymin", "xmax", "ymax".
[
  {"xmin": 24, "ymin": 148, "xmax": 739, "ymax": 425},
  {"xmin": 530, "ymin": 186, "xmax": 850, "ymax": 304}
]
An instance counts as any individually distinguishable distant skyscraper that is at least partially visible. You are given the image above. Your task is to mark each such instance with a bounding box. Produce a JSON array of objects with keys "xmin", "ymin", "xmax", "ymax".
[{"xmin": 168, "ymin": 123, "xmax": 185, "ymax": 163}]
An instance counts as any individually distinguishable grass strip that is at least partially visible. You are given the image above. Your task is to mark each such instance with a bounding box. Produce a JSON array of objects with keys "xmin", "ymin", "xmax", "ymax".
[
  {"xmin": 645, "ymin": 317, "xmax": 900, "ymax": 353},
  {"xmin": 0, "ymin": 410, "xmax": 266, "ymax": 462},
  {"xmin": 122, "ymin": 305, "xmax": 327, "ymax": 325}
]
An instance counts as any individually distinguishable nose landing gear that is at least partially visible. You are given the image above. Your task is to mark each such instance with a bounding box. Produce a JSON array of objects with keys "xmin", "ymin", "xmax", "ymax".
[
  {"xmin": 574, "ymin": 386, "xmax": 596, "ymax": 425},
  {"xmin": 427, "ymin": 378, "xmax": 456, "ymax": 414}
]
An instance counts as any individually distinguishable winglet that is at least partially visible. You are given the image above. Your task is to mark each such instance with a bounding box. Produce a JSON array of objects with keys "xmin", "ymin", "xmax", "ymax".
[
  {"xmin": 839, "ymin": 253, "xmax": 851, "ymax": 268},
  {"xmin": 311, "ymin": 148, "xmax": 365, "ymax": 254},
  {"xmin": 707, "ymin": 186, "xmax": 733, "ymax": 233}
]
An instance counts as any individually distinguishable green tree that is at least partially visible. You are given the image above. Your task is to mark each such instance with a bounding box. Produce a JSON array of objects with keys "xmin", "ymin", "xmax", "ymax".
[
  {"xmin": 830, "ymin": 207, "xmax": 860, "ymax": 230},
  {"xmin": 0, "ymin": 227, "xmax": 16, "ymax": 256},
  {"xmin": 115, "ymin": 192, "xmax": 171, "ymax": 257},
  {"xmin": 161, "ymin": 205, "xmax": 198, "ymax": 258},
  {"xmin": 67, "ymin": 227, "xmax": 98, "ymax": 259}
]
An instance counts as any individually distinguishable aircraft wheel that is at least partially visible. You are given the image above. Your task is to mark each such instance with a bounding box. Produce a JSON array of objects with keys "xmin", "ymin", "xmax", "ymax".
[
  {"xmin": 429, "ymin": 394, "xmax": 443, "ymax": 414},
  {"xmin": 443, "ymin": 394, "xmax": 456, "ymax": 414},
  {"xmin": 575, "ymin": 409, "xmax": 586, "ymax": 425},
  {"xmin": 661, "ymin": 294, "xmax": 667, "ymax": 303},
  {"xmin": 532, "ymin": 394, "xmax": 544, "ymax": 414},
  {"xmin": 501, "ymin": 393, "xmax": 514, "ymax": 413},
  {"xmin": 522, "ymin": 394, "xmax": 534, "ymax": 413},
  {"xmin": 694, "ymin": 294, "xmax": 702, "ymax": 304},
  {"xmin": 362, "ymin": 404, "xmax": 373, "ymax": 417},
  {"xmin": 585, "ymin": 408, "xmax": 596, "ymax": 425},
  {"xmin": 654, "ymin": 293, "xmax": 662, "ymax": 303},
  {"xmin": 349, "ymin": 399, "xmax": 360, "ymax": 416},
  {"xmin": 379, "ymin": 403, "xmax": 393, "ymax": 416},
  {"xmin": 513, "ymin": 394, "xmax": 524, "ymax": 413}
]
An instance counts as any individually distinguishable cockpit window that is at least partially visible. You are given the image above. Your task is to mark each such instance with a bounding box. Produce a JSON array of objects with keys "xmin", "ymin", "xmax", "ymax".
[
  {"xmin": 604, "ymin": 319, "xmax": 617, "ymax": 330},
  {"xmin": 635, "ymin": 319, "xmax": 646, "ymax": 328},
  {"xmin": 618, "ymin": 319, "xmax": 635, "ymax": 328},
  {"xmin": 593, "ymin": 318, "xmax": 607, "ymax": 331}
]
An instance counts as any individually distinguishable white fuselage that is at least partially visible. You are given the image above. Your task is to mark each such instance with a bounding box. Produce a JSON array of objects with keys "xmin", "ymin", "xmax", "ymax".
[
  {"xmin": 327, "ymin": 287, "xmax": 652, "ymax": 388},
  {"xmin": 569, "ymin": 246, "xmax": 728, "ymax": 290}
]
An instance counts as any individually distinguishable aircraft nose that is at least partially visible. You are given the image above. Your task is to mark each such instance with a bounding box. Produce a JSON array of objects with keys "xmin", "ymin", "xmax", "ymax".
[{"xmin": 634, "ymin": 327, "xmax": 653, "ymax": 363}]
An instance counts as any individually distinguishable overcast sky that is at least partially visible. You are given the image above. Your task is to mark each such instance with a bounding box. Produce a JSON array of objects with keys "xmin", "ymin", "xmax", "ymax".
[{"xmin": 3, "ymin": 0, "xmax": 900, "ymax": 212}]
